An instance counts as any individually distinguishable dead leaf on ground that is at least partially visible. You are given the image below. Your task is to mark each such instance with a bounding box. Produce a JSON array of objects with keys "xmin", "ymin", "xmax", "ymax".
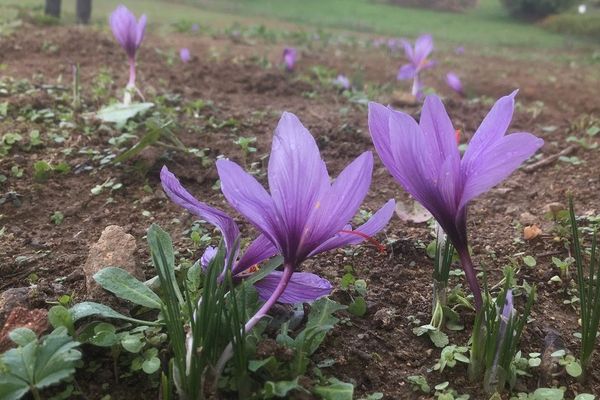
[
  {"xmin": 524, "ymin": 225, "xmax": 542, "ymax": 240},
  {"xmin": 395, "ymin": 200, "xmax": 432, "ymax": 224}
]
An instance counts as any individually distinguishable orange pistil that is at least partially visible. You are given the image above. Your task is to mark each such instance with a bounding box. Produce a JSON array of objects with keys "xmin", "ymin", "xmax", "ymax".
[
  {"xmin": 246, "ymin": 264, "xmax": 260, "ymax": 273},
  {"xmin": 238, "ymin": 263, "xmax": 260, "ymax": 277},
  {"xmin": 339, "ymin": 230, "xmax": 386, "ymax": 254},
  {"xmin": 455, "ymin": 129, "xmax": 461, "ymax": 144}
]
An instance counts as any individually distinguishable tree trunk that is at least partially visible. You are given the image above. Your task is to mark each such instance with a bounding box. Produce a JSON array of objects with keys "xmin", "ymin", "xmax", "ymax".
[
  {"xmin": 76, "ymin": 0, "xmax": 92, "ymax": 24},
  {"xmin": 44, "ymin": 0, "xmax": 61, "ymax": 18}
]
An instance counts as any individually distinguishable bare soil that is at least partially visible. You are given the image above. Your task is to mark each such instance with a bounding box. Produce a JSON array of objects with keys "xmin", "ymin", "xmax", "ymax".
[{"xmin": 1, "ymin": 23, "xmax": 600, "ymax": 399}]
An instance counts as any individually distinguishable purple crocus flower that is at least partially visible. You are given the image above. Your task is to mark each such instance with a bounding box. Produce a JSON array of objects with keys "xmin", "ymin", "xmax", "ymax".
[
  {"xmin": 191, "ymin": 23, "xmax": 199, "ymax": 32},
  {"xmin": 368, "ymin": 92, "xmax": 544, "ymax": 309},
  {"xmin": 446, "ymin": 72, "xmax": 464, "ymax": 96},
  {"xmin": 160, "ymin": 166, "xmax": 333, "ymax": 304},
  {"xmin": 455, "ymin": 46, "xmax": 465, "ymax": 55},
  {"xmin": 109, "ymin": 5, "xmax": 147, "ymax": 105},
  {"xmin": 397, "ymin": 34, "xmax": 435, "ymax": 99},
  {"xmin": 334, "ymin": 74, "xmax": 351, "ymax": 90},
  {"xmin": 180, "ymin": 48, "xmax": 191, "ymax": 63},
  {"xmin": 282, "ymin": 47, "xmax": 297, "ymax": 71},
  {"xmin": 216, "ymin": 112, "xmax": 394, "ymax": 330}
]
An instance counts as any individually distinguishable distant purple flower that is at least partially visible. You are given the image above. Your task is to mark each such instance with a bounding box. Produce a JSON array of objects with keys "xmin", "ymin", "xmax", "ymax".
[
  {"xmin": 334, "ymin": 74, "xmax": 351, "ymax": 90},
  {"xmin": 191, "ymin": 23, "xmax": 199, "ymax": 32},
  {"xmin": 455, "ymin": 46, "xmax": 465, "ymax": 55},
  {"xmin": 368, "ymin": 92, "xmax": 544, "ymax": 309},
  {"xmin": 446, "ymin": 72, "xmax": 464, "ymax": 96},
  {"xmin": 180, "ymin": 48, "xmax": 191, "ymax": 63},
  {"xmin": 161, "ymin": 166, "xmax": 332, "ymax": 304},
  {"xmin": 397, "ymin": 34, "xmax": 435, "ymax": 99},
  {"xmin": 372, "ymin": 38, "xmax": 385, "ymax": 48},
  {"xmin": 282, "ymin": 47, "xmax": 297, "ymax": 71},
  {"xmin": 109, "ymin": 5, "xmax": 147, "ymax": 104},
  {"xmin": 387, "ymin": 38, "xmax": 402, "ymax": 53}
]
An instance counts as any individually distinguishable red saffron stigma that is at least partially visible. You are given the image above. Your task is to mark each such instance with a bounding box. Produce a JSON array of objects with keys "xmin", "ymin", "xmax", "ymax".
[
  {"xmin": 455, "ymin": 129, "xmax": 461, "ymax": 144},
  {"xmin": 339, "ymin": 230, "xmax": 386, "ymax": 254}
]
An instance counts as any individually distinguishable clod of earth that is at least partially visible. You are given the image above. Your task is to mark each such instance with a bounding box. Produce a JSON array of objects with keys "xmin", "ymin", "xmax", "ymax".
[
  {"xmin": 0, "ymin": 307, "xmax": 48, "ymax": 352},
  {"xmin": 83, "ymin": 225, "xmax": 142, "ymax": 301}
]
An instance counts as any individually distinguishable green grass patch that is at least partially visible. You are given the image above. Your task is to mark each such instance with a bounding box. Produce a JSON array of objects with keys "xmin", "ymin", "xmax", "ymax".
[
  {"xmin": 191, "ymin": 0, "xmax": 572, "ymax": 47},
  {"xmin": 541, "ymin": 12, "xmax": 600, "ymax": 40}
]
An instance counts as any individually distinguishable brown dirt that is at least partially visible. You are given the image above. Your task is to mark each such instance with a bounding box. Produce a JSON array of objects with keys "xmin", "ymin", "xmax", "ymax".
[{"xmin": 1, "ymin": 22, "xmax": 600, "ymax": 399}]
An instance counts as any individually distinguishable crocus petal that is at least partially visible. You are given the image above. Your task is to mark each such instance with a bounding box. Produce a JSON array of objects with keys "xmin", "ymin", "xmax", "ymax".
[
  {"xmin": 459, "ymin": 132, "xmax": 543, "ymax": 209},
  {"xmin": 387, "ymin": 106, "xmax": 436, "ymax": 195},
  {"xmin": 386, "ymin": 107, "xmax": 457, "ymax": 231},
  {"xmin": 309, "ymin": 199, "xmax": 395, "ymax": 256},
  {"xmin": 414, "ymin": 34, "xmax": 434, "ymax": 64},
  {"xmin": 216, "ymin": 159, "xmax": 283, "ymax": 248},
  {"xmin": 397, "ymin": 64, "xmax": 416, "ymax": 80},
  {"xmin": 368, "ymin": 102, "xmax": 395, "ymax": 169},
  {"xmin": 369, "ymin": 103, "xmax": 434, "ymax": 212},
  {"xmin": 461, "ymin": 90, "xmax": 518, "ymax": 170},
  {"xmin": 419, "ymin": 95, "xmax": 460, "ymax": 169},
  {"xmin": 302, "ymin": 152, "xmax": 373, "ymax": 254},
  {"xmin": 254, "ymin": 271, "xmax": 332, "ymax": 303},
  {"xmin": 234, "ymin": 234, "xmax": 278, "ymax": 275},
  {"xmin": 160, "ymin": 166, "xmax": 240, "ymax": 254},
  {"xmin": 267, "ymin": 112, "xmax": 329, "ymax": 255},
  {"xmin": 136, "ymin": 14, "xmax": 147, "ymax": 48},
  {"xmin": 420, "ymin": 59, "xmax": 436, "ymax": 71},
  {"xmin": 401, "ymin": 39, "xmax": 414, "ymax": 61},
  {"xmin": 436, "ymin": 153, "xmax": 461, "ymax": 218},
  {"xmin": 201, "ymin": 246, "xmax": 218, "ymax": 269},
  {"xmin": 109, "ymin": 6, "xmax": 133, "ymax": 51},
  {"xmin": 498, "ymin": 289, "xmax": 515, "ymax": 339}
]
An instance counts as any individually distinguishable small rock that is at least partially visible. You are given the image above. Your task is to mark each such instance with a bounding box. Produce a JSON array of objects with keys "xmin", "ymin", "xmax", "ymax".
[
  {"xmin": 543, "ymin": 202, "xmax": 566, "ymax": 217},
  {"xmin": 373, "ymin": 307, "xmax": 397, "ymax": 328},
  {"xmin": 352, "ymin": 348, "xmax": 373, "ymax": 361},
  {"xmin": 83, "ymin": 225, "xmax": 142, "ymax": 301},
  {"xmin": 519, "ymin": 212, "xmax": 537, "ymax": 226},
  {"xmin": 538, "ymin": 328, "xmax": 566, "ymax": 387},
  {"xmin": 0, "ymin": 287, "xmax": 36, "ymax": 326},
  {"xmin": 494, "ymin": 187, "xmax": 512, "ymax": 195},
  {"xmin": 0, "ymin": 307, "xmax": 48, "ymax": 352},
  {"xmin": 390, "ymin": 90, "xmax": 419, "ymax": 107}
]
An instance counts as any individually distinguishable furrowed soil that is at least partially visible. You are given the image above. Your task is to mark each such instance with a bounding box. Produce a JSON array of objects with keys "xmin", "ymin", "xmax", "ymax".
[{"xmin": 1, "ymin": 21, "xmax": 600, "ymax": 399}]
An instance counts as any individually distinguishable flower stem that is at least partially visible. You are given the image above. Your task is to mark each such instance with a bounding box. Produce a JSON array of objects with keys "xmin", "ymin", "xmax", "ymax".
[
  {"xmin": 431, "ymin": 279, "xmax": 447, "ymax": 329},
  {"xmin": 214, "ymin": 262, "xmax": 294, "ymax": 376},
  {"xmin": 411, "ymin": 75, "xmax": 421, "ymax": 98},
  {"xmin": 123, "ymin": 57, "xmax": 136, "ymax": 105},
  {"xmin": 458, "ymin": 250, "xmax": 483, "ymax": 310},
  {"xmin": 31, "ymin": 386, "xmax": 42, "ymax": 400},
  {"xmin": 128, "ymin": 56, "xmax": 136, "ymax": 87}
]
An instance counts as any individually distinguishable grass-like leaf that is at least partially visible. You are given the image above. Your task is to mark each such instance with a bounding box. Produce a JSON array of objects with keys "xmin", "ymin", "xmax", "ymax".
[{"xmin": 569, "ymin": 197, "xmax": 600, "ymax": 371}]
